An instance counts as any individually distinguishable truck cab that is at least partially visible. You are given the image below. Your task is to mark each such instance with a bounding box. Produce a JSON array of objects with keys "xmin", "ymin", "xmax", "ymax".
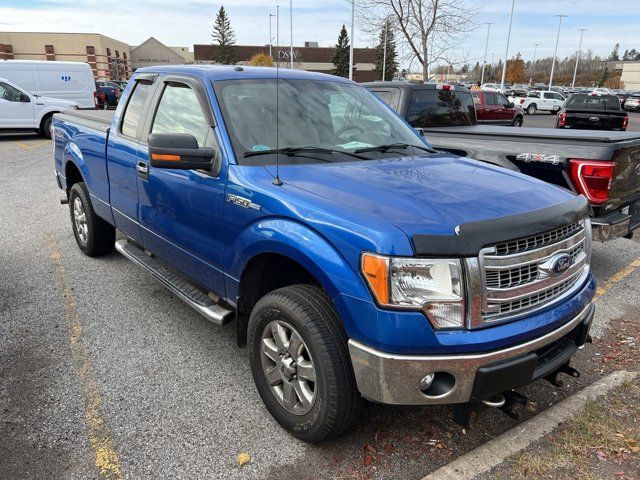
[{"xmin": 513, "ymin": 90, "xmax": 566, "ymax": 115}]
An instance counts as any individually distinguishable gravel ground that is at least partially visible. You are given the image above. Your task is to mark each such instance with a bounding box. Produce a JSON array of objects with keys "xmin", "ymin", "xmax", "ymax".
[{"xmin": 1, "ymin": 117, "xmax": 640, "ymax": 480}]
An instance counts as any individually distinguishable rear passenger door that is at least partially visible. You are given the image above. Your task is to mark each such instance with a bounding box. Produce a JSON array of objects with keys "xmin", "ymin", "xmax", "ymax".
[
  {"xmin": 136, "ymin": 75, "xmax": 226, "ymax": 297},
  {"xmin": 107, "ymin": 73, "xmax": 157, "ymax": 243}
]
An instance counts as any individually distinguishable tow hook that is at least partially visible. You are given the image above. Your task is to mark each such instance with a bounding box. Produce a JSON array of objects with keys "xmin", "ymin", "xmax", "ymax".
[{"xmin": 545, "ymin": 363, "xmax": 580, "ymax": 387}]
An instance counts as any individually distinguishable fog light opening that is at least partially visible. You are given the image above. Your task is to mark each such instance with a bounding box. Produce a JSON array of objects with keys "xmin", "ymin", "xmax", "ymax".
[{"xmin": 420, "ymin": 372, "xmax": 455, "ymax": 398}]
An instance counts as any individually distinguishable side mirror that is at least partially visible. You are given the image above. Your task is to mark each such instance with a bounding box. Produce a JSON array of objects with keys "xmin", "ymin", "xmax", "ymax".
[
  {"xmin": 19, "ymin": 93, "xmax": 30, "ymax": 102},
  {"xmin": 507, "ymin": 102, "xmax": 515, "ymax": 108},
  {"xmin": 414, "ymin": 128, "xmax": 425, "ymax": 137},
  {"xmin": 148, "ymin": 133, "xmax": 220, "ymax": 175}
]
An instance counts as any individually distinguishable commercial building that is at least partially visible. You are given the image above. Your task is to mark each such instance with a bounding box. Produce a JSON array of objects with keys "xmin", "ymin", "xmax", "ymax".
[
  {"xmin": 194, "ymin": 43, "xmax": 377, "ymax": 82},
  {"xmin": 130, "ymin": 37, "xmax": 194, "ymax": 71},
  {"xmin": 620, "ymin": 61, "xmax": 640, "ymax": 90},
  {"xmin": 0, "ymin": 32, "xmax": 131, "ymax": 80}
]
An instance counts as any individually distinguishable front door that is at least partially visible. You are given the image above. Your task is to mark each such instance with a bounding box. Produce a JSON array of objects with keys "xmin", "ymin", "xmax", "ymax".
[
  {"xmin": 136, "ymin": 76, "xmax": 227, "ymax": 297},
  {"xmin": 0, "ymin": 81, "xmax": 34, "ymax": 128}
]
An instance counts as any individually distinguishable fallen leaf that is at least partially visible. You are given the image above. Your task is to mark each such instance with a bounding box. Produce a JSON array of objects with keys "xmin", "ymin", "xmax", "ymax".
[
  {"xmin": 596, "ymin": 451, "xmax": 608, "ymax": 462},
  {"xmin": 384, "ymin": 443, "xmax": 396, "ymax": 452},
  {"xmin": 363, "ymin": 455, "xmax": 375, "ymax": 467},
  {"xmin": 614, "ymin": 472, "xmax": 624, "ymax": 477},
  {"xmin": 364, "ymin": 444, "xmax": 376, "ymax": 453},
  {"xmin": 237, "ymin": 452, "xmax": 251, "ymax": 467}
]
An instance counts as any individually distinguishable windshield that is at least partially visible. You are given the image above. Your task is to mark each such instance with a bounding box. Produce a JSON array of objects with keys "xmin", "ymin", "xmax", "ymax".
[
  {"xmin": 212, "ymin": 79, "xmax": 429, "ymax": 165},
  {"xmin": 566, "ymin": 94, "xmax": 621, "ymax": 111}
]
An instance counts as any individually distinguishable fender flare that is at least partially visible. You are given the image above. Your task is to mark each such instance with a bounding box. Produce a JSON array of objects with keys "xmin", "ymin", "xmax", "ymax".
[
  {"xmin": 227, "ymin": 217, "xmax": 369, "ymax": 302},
  {"xmin": 62, "ymin": 141, "xmax": 89, "ymax": 190}
]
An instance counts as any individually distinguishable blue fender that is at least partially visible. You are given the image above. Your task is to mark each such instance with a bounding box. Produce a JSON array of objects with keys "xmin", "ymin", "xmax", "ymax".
[{"xmin": 62, "ymin": 141, "xmax": 85, "ymax": 190}]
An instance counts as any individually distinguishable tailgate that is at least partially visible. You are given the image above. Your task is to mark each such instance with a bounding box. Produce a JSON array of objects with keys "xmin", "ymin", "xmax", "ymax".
[
  {"xmin": 608, "ymin": 144, "xmax": 640, "ymax": 209},
  {"xmin": 565, "ymin": 111, "xmax": 626, "ymax": 130}
]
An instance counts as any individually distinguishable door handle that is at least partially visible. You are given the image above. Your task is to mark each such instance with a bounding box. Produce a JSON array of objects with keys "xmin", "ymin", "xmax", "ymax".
[{"xmin": 137, "ymin": 161, "xmax": 149, "ymax": 180}]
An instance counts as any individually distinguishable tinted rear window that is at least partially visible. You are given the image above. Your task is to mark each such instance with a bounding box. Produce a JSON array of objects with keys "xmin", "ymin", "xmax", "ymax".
[
  {"xmin": 407, "ymin": 88, "xmax": 476, "ymax": 127},
  {"xmin": 566, "ymin": 95, "xmax": 621, "ymax": 111}
]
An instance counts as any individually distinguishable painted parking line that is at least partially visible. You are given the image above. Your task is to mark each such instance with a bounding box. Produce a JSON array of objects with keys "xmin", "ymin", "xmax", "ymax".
[
  {"xmin": 45, "ymin": 233, "xmax": 123, "ymax": 480},
  {"xmin": 595, "ymin": 258, "xmax": 640, "ymax": 298},
  {"xmin": 15, "ymin": 140, "xmax": 50, "ymax": 150}
]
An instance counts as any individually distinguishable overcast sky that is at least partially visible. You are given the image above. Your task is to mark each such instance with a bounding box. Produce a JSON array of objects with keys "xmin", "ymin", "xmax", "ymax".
[{"xmin": 1, "ymin": 0, "xmax": 639, "ymax": 68}]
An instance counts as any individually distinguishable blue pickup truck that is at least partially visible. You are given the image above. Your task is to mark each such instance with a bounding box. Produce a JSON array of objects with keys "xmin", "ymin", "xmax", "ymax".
[{"xmin": 53, "ymin": 65, "xmax": 596, "ymax": 442}]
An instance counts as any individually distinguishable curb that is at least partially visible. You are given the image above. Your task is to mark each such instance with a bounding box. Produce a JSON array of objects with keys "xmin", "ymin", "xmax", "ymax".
[{"xmin": 421, "ymin": 370, "xmax": 638, "ymax": 480}]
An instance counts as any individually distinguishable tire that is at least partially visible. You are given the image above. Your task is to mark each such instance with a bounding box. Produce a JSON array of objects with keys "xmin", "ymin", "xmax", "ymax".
[
  {"xmin": 40, "ymin": 114, "xmax": 53, "ymax": 139},
  {"xmin": 68, "ymin": 182, "xmax": 115, "ymax": 256},
  {"xmin": 511, "ymin": 116, "xmax": 523, "ymax": 127},
  {"xmin": 248, "ymin": 284, "xmax": 362, "ymax": 442},
  {"xmin": 526, "ymin": 104, "xmax": 537, "ymax": 115},
  {"xmin": 551, "ymin": 106, "xmax": 561, "ymax": 114}
]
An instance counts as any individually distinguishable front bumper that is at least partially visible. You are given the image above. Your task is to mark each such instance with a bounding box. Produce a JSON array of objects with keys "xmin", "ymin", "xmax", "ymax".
[{"xmin": 348, "ymin": 302, "xmax": 594, "ymax": 405}]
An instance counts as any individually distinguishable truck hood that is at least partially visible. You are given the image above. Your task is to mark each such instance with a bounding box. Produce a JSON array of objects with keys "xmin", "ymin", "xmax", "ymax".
[
  {"xmin": 276, "ymin": 154, "xmax": 575, "ymax": 238},
  {"xmin": 33, "ymin": 95, "xmax": 78, "ymax": 108}
]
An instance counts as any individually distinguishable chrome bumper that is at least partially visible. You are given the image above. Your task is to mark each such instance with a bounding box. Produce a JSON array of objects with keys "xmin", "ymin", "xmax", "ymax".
[{"xmin": 348, "ymin": 302, "xmax": 594, "ymax": 405}]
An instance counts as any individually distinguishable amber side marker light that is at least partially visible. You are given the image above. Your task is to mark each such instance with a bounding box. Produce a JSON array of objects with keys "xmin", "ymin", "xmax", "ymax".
[
  {"xmin": 361, "ymin": 253, "xmax": 390, "ymax": 305},
  {"xmin": 151, "ymin": 153, "xmax": 181, "ymax": 161}
]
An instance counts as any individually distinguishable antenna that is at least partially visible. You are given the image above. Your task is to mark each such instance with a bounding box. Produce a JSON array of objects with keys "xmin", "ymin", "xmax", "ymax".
[{"xmin": 273, "ymin": 4, "xmax": 283, "ymax": 186}]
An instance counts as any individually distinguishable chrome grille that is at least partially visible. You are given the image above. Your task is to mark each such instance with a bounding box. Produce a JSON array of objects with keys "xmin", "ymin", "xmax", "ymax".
[
  {"xmin": 494, "ymin": 222, "xmax": 583, "ymax": 256},
  {"xmin": 478, "ymin": 221, "xmax": 590, "ymax": 325}
]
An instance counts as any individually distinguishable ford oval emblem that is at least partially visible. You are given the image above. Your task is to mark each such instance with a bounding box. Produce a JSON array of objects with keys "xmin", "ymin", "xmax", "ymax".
[{"xmin": 550, "ymin": 253, "xmax": 572, "ymax": 275}]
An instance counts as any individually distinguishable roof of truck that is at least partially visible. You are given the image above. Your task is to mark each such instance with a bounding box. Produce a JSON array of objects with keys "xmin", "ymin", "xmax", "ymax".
[{"xmin": 136, "ymin": 64, "xmax": 350, "ymax": 82}]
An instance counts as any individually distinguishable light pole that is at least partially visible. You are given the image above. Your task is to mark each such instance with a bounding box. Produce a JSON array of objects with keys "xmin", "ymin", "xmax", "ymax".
[
  {"xmin": 289, "ymin": 0, "xmax": 293, "ymax": 68},
  {"xmin": 500, "ymin": 0, "xmax": 515, "ymax": 91},
  {"xmin": 480, "ymin": 22, "xmax": 494, "ymax": 86},
  {"xmin": 349, "ymin": 0, "xmax": 355, "ymax": 80},
  {"xmin": 381, "ymin": 20, "xmax": 388, "ymax": 81},
  {"xmin": 269, "ymin": 13, "xmax": 276, "ymax": 58},
  {"xmin": 549, "ymin": 14, "xmax": 567, "ymax": 90},
  {"xmin": 531, "ymin": 42, "xmax": 539, "ymax": 84},
  {"xmin": 490, "ymin": 52, "xmax": 495, "ymax": 82},
  {"xmin": 571, "ymin": 28, "xmax": 586, "ymax": 88}
]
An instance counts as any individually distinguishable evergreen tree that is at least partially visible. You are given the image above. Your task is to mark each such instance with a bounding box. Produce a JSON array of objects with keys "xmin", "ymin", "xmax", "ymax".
[
  {"xmin": 373, "ymin": 21, "xmax": 398, "ymax": 81},
  {"xmin": 331, "ymin": 25, "xmax": 351, "ymax": 78},
  {"xmin": 608, "ymin": 43, "xmax": 619, "ymax": 61},
  {"xmin": 599, "ymin": 67, "xmax": 609, "ymax": 87},
  {"xmin": 212, "ymin": 6, "xmax": 237, "ymax": 65}
]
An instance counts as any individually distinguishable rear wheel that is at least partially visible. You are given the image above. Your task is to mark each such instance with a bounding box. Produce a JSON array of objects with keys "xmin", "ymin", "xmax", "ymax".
[
  {"xmin": 526, "ymin": 104, "xmax": 537, "ymax": 115},
  {"xmin": 512, "ymin": 116, "xmax": 523, "ymax": 127},
  {"xmin": 551, "ymin": 105, "xmax": 561, "ymax": 114},
  {"xmin": 248, "ymin": 284, "xmax": 362, "ymax": 442},
  {"xmin": 40, "ymin": 114, "xmax": 53, "ymax": 139},
  {"xmin": 68, "ymin": 182, "xmax": 115, "ymax": 256}
]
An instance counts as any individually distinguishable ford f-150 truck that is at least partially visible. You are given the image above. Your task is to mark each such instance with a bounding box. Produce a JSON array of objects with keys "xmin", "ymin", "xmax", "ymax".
[
  {"xmin": 53, "ymin": 65, "xmax": 595, "ymax": 442},
  {"xmin": 365, "ymin": 82, "xmax": 640, "ymax": 242}
]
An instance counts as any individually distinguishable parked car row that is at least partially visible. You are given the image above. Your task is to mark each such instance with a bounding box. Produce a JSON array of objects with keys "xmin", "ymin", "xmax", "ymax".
[{"xmin": 0, "ymin": 59, "xmax": 128, "ymax": 135}]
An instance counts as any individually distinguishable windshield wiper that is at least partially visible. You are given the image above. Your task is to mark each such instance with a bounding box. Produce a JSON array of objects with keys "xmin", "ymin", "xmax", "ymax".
[
  {"xmin": 244, "ymin": 146, "xmax": 367, "ymax": 160},
  {"xmin": 354, "ymin": 143, "xmax": 437, "ymax": 154}
]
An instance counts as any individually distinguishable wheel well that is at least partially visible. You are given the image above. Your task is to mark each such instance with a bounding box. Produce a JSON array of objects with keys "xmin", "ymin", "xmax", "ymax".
[
  {"xmin": 39, "ymin": 111, "xmax": 56, "ymax": 131},
  {"xmin": 238, "ymin": 253, "xmax": 320, "ymax": 315},
  {"xmin": 65, "ymin": 161, "xmax": 83, "ymax": 195}
]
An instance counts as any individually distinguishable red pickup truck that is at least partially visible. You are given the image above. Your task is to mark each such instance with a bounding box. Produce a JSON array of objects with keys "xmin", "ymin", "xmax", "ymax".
[{"xmin": 472, "ymin": 90, "xmax": 524, "ymax": 127}]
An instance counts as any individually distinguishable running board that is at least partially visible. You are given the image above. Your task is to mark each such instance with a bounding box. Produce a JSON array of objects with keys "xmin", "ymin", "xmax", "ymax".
[{"xmin": 115, "ymin": 239, "xmax": 234, "ymax": 326}]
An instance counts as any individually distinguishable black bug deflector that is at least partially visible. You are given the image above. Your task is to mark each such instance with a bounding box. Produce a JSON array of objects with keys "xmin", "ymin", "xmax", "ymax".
[{"xmin": 412, "ymin": 195, "xmax": 590, "ymax": 256}]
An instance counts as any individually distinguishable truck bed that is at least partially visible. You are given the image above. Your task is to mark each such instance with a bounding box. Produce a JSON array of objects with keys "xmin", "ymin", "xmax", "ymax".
[
  {"xmin": 54, "ymin": 109, "xmax": 115, "ymax": 133},
  {"xmin": 421, "ymin": 125, "xmax": 640, "ymax": 144}
]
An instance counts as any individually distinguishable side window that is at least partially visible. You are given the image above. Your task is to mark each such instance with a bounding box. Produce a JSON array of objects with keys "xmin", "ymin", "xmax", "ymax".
[
  {"xmin": 471, "ymin": 92, "xmax": 482, "ymax": 105},
  {"xmin": 485, "ymin": 92, "xmax": 498, "ymax": 105},
  {"xmin": 0, "ymin": 82, "xmax": 24, "ymax": 102},
  {"xmin": 496, "ymin": 93, "xmax": 509, "ymax": 106},
  {"xmin": 151, "ymin": 83, "xmax": 209, "ymax": 147},
  {"xmin": 121, "ymin": 81, "xmax": 153, "ymax": 138},
  {"xmin": 371, "ymin": 88, "xmax": 401, "ymax": 111},
  {"xmin": 528, "ymin": 91, "xmax": 540, "ymax": 98}
]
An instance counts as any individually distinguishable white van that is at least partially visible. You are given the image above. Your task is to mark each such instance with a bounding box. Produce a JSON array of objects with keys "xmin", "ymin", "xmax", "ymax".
[
  {"xmin": 0, "ymin": 60, "xmax": 96, "ymax": 109},
  {"xmin": 0, "ymin": 78, "xmax": 78, "ymax": 137}
]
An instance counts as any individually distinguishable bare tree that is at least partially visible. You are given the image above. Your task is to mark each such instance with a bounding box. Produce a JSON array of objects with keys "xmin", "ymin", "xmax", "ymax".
[{"xmin": 355, "ymin": 0, "xmax": 477, "ymax": 81}]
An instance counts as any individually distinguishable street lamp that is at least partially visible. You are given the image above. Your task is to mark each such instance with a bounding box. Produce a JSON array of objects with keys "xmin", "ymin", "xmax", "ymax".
[
  {"xmin": 349, "ymin": 0, "xmax": 355, "ymax": 80},
  {"xmin": 531, "ymin": 43, "xmax": 539, "ymax": 83},
  {"xmin": 269, "ymin": 13, "xmax": 276, "ymax": 58},
  {"xmin": 382, "ymin": 19, "xmax": 388, "ymax": 81},
  {"xmin": 480, "ymin": 22, "xmax": 494, "ymax": 86},
  {"xmin": 500, "ymin": 0, "xmax": 515, "ymax": 91},
  {"xmin": 549, "ymin": 15, "xmax": 567, "ymax": 90},
  {"xmin": 571, "ymin": 29, "xmax": 587, "ymax": 88}
]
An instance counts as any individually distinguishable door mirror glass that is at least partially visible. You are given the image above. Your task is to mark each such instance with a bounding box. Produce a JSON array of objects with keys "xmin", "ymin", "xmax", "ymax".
[{"xmin": 507, "ymin": 101, "xmax": 514, "ymax": 108}]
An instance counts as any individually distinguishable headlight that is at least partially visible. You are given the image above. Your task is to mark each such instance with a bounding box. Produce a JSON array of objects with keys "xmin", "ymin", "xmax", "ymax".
[{"xmin": 361, "ymin": 253, "xmax": 465, "ymax": 329}]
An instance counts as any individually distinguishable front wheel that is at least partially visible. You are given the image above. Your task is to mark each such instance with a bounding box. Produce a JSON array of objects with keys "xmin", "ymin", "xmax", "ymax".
[
  {"xmin": 68, "ymin": 182, "xmax": 115, "ymax": 256},
  {"xmin": 526, "ymin": 104, "xmax": 537, "ymax": 115},
  {"xmin": 512, "ymin": 116, "xmax": 523, "ymax": 127},
  {"xmin": 40, "ymin": 115, "xmax": 53, "ymax": 139},
  {"xmin": 248, "ymin": 284, "xmax": 362, "ymax": 442}
]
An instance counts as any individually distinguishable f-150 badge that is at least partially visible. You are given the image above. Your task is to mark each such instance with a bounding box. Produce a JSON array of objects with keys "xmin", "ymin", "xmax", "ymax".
[
  {"xmin": 516, "ymin": 153, "xmax": 561, "ymax": 165},
  {"xmin": 227, "ymin": 194, "xmax": 261, "ymax": 211}
]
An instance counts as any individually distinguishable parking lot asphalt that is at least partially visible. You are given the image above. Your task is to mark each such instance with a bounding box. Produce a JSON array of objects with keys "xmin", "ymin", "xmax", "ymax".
[{"xmin": 1, "ymin": 116, "xmax": 640, "ymax": 480}]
